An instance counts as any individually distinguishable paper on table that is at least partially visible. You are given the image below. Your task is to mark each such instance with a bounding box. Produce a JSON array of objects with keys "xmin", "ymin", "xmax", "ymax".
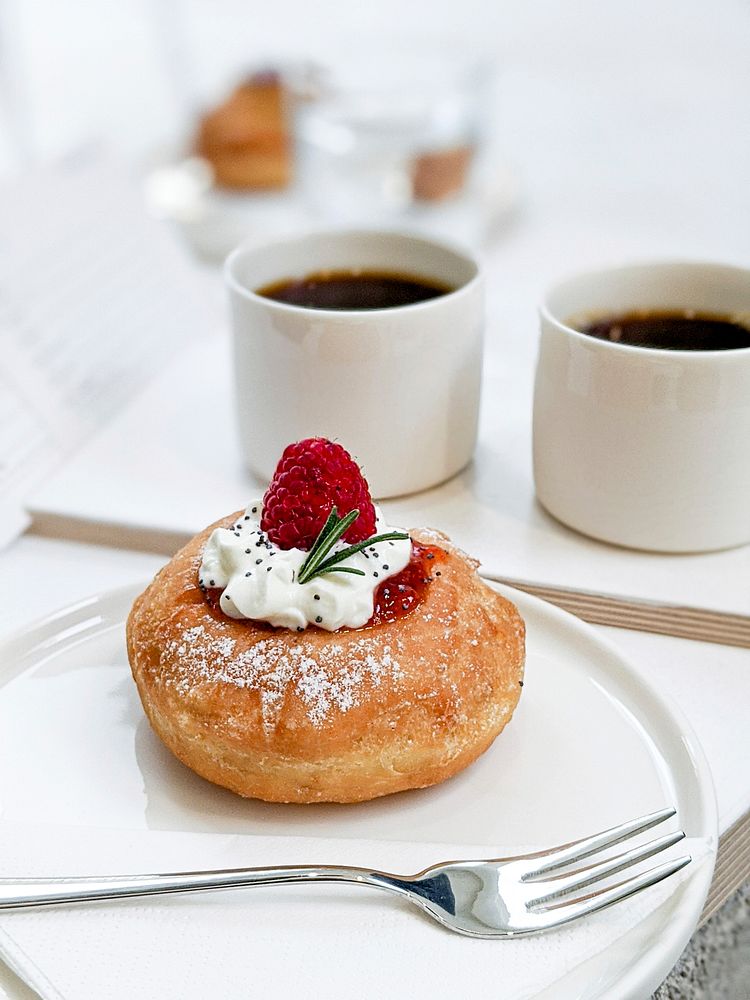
[
  {"xmin": 0, "ymin": 824, "xmax": 709, "ymax": 1000},
  {"xmin": 0, "ymin": 152, "xmax": 218, "ymax": 547}
]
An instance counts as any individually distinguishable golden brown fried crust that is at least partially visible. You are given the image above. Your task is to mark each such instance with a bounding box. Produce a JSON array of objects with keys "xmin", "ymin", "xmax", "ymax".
[{"xmin": 126, "ymin": 513, "xmax": 525, "ymax": 804}]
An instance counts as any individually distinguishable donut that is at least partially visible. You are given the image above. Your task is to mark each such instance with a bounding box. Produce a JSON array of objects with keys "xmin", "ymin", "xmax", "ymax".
[
  {"xmin": 195, "ymin": 73, "xmax": 291, "ymax": 190},
  {"xmin": 127, "ymin": 515, "xmax": 525, "ymax": 804}
]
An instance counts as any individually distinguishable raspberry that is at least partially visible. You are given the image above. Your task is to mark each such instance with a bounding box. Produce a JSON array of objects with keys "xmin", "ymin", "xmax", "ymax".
[{"xmin": 261, "ymin": 438, "xmax": 377, "ymax": 550}]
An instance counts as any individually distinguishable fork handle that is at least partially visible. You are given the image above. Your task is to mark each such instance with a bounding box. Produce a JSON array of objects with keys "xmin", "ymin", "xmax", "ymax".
[{"xmin": 0, "ymin": 865, "xmax": 412, "ymax": 910}]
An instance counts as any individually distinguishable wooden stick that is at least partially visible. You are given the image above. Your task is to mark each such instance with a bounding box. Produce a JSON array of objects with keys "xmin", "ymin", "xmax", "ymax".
[{"xmin": 483, "ymin": 575, "xmax": 750, "ymax": 649}]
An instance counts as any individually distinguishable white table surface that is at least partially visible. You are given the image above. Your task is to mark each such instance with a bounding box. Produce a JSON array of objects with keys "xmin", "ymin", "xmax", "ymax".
[{"xmin": 1, "ymin": 0, "xmax": 749, "ymax": 995}]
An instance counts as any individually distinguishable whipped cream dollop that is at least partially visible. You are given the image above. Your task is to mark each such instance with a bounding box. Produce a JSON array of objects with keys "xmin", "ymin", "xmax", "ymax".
[{"xmin": 199, "ymin": 502, "xmax": 412, "ymax": 631}]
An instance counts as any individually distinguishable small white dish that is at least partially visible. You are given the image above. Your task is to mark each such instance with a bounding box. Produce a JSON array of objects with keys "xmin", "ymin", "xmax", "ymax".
[
  {"xmin": 143, "ymin": 152, "xmax": 521, "ymax": 261},
  {"xmin": 0, "ymin": 581, "xmax": 716, "ymax": 998},
  {"xmin": 143, "ymin": 154, "xmax": 310, "ymax": 261}
]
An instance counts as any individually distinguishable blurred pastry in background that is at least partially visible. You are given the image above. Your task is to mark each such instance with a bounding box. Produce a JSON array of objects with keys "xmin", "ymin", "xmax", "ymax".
[
  {"xmin": 411, "ymin": 145, "xmax": 474, "ymax": 202},
  {"xmin": 195, "ymin": 71, "xmax": 292, "ymax": 190}
]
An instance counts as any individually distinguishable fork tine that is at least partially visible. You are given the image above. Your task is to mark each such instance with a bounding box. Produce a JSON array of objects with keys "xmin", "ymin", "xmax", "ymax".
[
  {"xmin": 525, "ymin": 830, "xmax": 685, "ymax": 906},
  {"xmin": 532, "ymin": 855, "xmax": 692, "ymax": 926},
  {"xmin": 520, "ymin": 807, "xmax": 676, "ymax": 879}
]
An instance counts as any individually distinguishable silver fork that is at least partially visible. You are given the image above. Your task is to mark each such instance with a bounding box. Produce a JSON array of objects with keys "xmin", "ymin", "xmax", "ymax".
[{"xmin": 0, "ymin": 808, "xmax": 689, "ymax": 938}]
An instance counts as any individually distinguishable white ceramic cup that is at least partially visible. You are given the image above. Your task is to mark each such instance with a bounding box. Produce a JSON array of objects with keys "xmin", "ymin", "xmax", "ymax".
[
  {"xmin": 225, "ymin": 230, "xmax": 483, "ymax": 497},
  {"xmin": 533, "ymin": 261, "xmax": 750, "ymax": 553}
]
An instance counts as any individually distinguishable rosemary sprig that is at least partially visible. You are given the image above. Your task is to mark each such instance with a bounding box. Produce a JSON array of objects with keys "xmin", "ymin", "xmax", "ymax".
[
  {"xmin": 297, "ymin": 508, "xmax": 409, "ymax": 586},
  {"xmin": 306, "ymin": 506, "xmax": 342, "ymax": 562},
  {"xmin": 297, "ymin": 508, "xmax": 360, "ymax": 585},
  {"xmin": 317, "ymin": 565, "xmax": 366, "ymax": 577},
  {"xmin": 313, "ymin": 532, "xmax": 410, "ymax": 574}
]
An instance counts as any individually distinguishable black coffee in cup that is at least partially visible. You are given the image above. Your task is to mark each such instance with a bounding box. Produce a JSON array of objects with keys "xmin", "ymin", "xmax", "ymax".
[
  {"xmin": 574, "ymin": 310, "xmax": 750, "ymax": 351},
  {"xmin": 257, "ymin": 269, "xmax": 452, "ymax": 311}
]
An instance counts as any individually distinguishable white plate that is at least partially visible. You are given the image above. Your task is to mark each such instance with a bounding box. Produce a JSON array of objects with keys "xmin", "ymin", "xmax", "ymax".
[
  {"xmin": 143, "ymin": 153, "xmax": 521, "ymax": 261},
  {"xmin": 0, "ymin": 582, "xmax": 716, "ymax": 999}
]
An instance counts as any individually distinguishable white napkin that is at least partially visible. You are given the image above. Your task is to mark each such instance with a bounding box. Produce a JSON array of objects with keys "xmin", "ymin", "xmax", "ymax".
[{"xmin": 0, "ymin": 824, "xmax": 710, "ymax": 1000}]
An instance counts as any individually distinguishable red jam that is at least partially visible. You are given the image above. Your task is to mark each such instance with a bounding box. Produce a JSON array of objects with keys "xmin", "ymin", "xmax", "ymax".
[
  {"xmin": 364, "ymin": 542, "xmax": 445, "ymax": 627},
  {"xmin": 201, "ymin": 542, "xmax": 446, "ymax": 630}
]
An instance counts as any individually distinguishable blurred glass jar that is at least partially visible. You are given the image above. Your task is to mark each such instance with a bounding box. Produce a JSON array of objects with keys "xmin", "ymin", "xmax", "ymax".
[{"xmin": 299, "ymin": 47, "xmax": 492, "ymax": 225}]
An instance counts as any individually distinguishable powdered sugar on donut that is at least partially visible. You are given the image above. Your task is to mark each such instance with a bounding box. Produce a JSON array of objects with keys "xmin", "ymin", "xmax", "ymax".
[{"xmin": 162, "ymin": 620, "xmax": 405, "ymax": 734}]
